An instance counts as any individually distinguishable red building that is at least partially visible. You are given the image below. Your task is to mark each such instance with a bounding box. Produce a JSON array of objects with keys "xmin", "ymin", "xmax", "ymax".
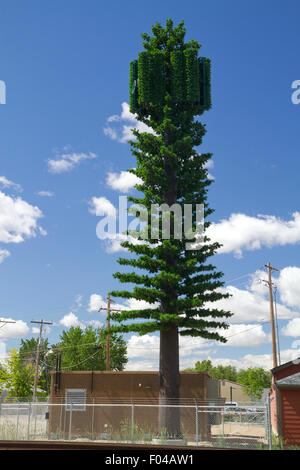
[{"xmin": 269, "ymin": 359, "xmax": 300, "ymax": 445}]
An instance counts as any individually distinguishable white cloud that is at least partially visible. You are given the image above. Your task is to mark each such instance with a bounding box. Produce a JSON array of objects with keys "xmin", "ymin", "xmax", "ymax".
[
  {"xmin": 0, "ymin": 342, "xmax": 6, "ymax": 362},
  {"xmin": 222, "ymin": 323, "xmax": 271, "ymax": 347},
  {"xmin": 31, "ymin": 325, "xmax": 51, "ymax": 335},
  {"xmin": 125, "ymin": 359, "xmax": 158, "ymax": 371},
  {"xmin": 103, "ymin": 127, "xmax": 118, "ymax": 141},
  {"xmin": 37, "ymin": 190, "xmax": 54, "ymax": 197},
  {"xmin": 89, "ymin": 198, "xmax": 300, "ymax": 260},
  {"xmin": 248, "ymin": 270, "xmax": 269, "ymax": 297},
  {"xmin": 87, "ymin": 320, "xmax": 104, "ymax": 329},
  {"xmin": 209, "ymin": 348, "xmax": 300, "ymax": 371},
  {"xmin": 88, "ymin": 195, "xmax": 147, "ymax": 253},
  {"xmin": 281, "ymin": 318, "xmax": 300, "ymax": 338},
  {"xmin": 103, "ymin": 102, "xmax": 154, "ymax": 143},
  {"xmin": 179, "ymin": 335, "xmax": 213, "ymax": 357},
  {"xmin": 125, "ymin": 299, "xmax": 157, "ymax": 310},
  {"xmin": 31, "ymin": 327, "xmax": 40, "ymax": 334},
  {"xmin": 0, "ymin": 176, "xmax": 22, "ymax": 192},
  {"xmin": 59, "ymin": 312, "xmax": 84, "ymax": 329},
  {"xmin": 127, "ymin": 334, "xmax": 160, "ymax": 360},
  {"xmin": 88, "ymin": 196, "xmax": 117, "ymax": 217},
  {"xmin": 87, "ymin": 294, "xmax": 151, "ymax": 314},
  {"xmin": 126, "ymin": 334, "xmax": 211, "ymax": 366},
  {"xmin": 75, "ymin": 294, "xmax": 83, "ymax": 308},
  {"xmin": 48, "ymin": 151, "xmax": 97, "ymax": 174},
  {"xmin": 278, "ymin": 266, "xmax": 300, "ymax": 308},
  {"xmin": 88, "ymin": 294, "xmax": 107, "ymax": 312},
  {"xmin": 0, "ymin": 318, "xmax": 29, "ymax": 339},
  {"xmin": 205, "ymin": 283, "xmax": 298, "ymax": 324},
  {"xmin": 0, "ymin": 249, "xmax": 10, "ymax": 264},
  {"xmin": 100, "ymin": 233, "xmax": 145, "ymax": 254},
  {"xmin": 124, "ymin": 331, "xmax": 272, "ymax": 371},
  {"xmin": 0, "ymin": 191, "xmax": 45, "ymax": 244},
  {"xmin": 204, "ymin": 160, "xmax": 214, "ymax": 180},
  {"xmin": 39, "ymin": 227, "xmax": 47, "ymax": 236},
  {"xmin": 106, "ymin": 171, "xmax": 142, "ymax": 193},
  {"xmin": 204, "ymin": 160, "xmax": 214, "ymax": 170},
  {"xmin": 118, "ymin": 102, "xmax": 138, "ymax": 123},
  {"xmin": 207, "ymin": 212, "xmax": 300, "ymax": 258}
]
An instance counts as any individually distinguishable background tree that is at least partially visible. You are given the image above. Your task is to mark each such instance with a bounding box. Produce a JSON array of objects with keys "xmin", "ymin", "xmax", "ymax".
[
  {"xmin": 185, "ymin": 359, "xmax": 238, "ymax": 382},
  {"xmin": 0, "ymin": 348, "xmax": 35, "ymax": 400},
  {"xmin": 109, "ymin": 19, "xmax": 232, "ymax": 437},
  {"xmin": 50, "ymin": 326, "xmax": 127, "ymax": 372},
  {"xmin": 19, "ymin": 337, "xmax": 51, "ymax": 395},
  {"xmin": 236, "ymin": 367, "xmax": 271, "ymax": 400},
  {"xmin": 186, "ymin": 360, "xmax": 271, "ymax": 399},
  {"xmin": 16, "ymin": 327, "xmax": 127, "ymax": 396}
]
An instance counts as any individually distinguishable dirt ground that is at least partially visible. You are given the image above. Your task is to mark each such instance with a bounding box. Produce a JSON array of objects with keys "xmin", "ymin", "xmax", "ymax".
[{"xmin": 211, "ymin": 423, "xmax": 266, "ymax": 438}]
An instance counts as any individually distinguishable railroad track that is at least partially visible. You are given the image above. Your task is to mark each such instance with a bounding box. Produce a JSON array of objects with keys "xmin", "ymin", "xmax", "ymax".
[{"xmin": 0, "ymin": 440, "xmax": 229, "ymax": 451}]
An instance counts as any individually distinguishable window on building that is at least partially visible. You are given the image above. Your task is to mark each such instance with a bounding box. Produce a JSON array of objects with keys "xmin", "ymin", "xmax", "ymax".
[{"xmin": 65, "ymin": 388, "xmax": 86, "ymax": 411}]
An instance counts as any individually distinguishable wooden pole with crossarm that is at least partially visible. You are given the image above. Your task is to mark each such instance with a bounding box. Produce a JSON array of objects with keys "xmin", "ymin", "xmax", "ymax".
[
  {"xmin": 264, "ymin": 262, "xmax": 279, "ymax": 369},
  {"xmin": 98, "ymin": 295, "xmax": 122, "ymax": 371},
  {"xmin": 31, "ymin": 319, "xmax": 53, "ymax": 401}
]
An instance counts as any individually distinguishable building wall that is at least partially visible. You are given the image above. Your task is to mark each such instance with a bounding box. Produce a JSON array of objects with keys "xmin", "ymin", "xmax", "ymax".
[
  {"xmin": 206, "ymin": 378, "xmax": 220, "ymax": 400},
  {"xmin": 218, "ymin": 380, "xmax": 252, "ymax": 403},
  {"xmin": 274, "ymin": 362, "xmax": 300, "ymax": 381},
  {"xmin": 280, "ymin": 389, "xmax": 300, "ymax": 445},
  {"xmin": 48, "ymin": 371, "xmax": 215, "ymax": 440},
  {"xmin": 50, "ymin": 370, "xmax": 210, "ymax": 401},
  {"xmin": 270, "ymin": 362, "xmax": 300, "ymax": 445}
]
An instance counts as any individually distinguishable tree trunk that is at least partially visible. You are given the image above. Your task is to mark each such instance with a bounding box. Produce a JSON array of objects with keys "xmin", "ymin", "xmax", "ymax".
[
  {"xmin": 158, "ymin": 324, "xmax": 181, "ymax": 437},
  {"xmin": 157, "ymin": 91, "xmax": 181, "ymax": 437}
]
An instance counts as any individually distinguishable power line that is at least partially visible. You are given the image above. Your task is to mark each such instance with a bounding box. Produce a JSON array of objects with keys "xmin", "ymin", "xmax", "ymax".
[
  {"xmin": 0, "ymin": 319, "xmax": 16, "ymax": 331},
  {"xmin": 224, "ymin": 266, "xmax": 266, "ymax": 286},
  {"xmin": 223, "ymin": 322, "xmax": 269, "ymax": 340},
  {"xmin": 0, "ymin": 320, "xmax": 272, "ymax": 361},
  {"xmin": 60, "ymin": 350, "xmax": 100, "ymax": 370}
]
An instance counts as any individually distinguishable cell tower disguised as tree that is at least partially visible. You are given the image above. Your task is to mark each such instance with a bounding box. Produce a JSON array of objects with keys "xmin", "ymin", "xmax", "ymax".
[{"xmin": 109, "ymin": 19, "xmax": 232, "ymax": 437}]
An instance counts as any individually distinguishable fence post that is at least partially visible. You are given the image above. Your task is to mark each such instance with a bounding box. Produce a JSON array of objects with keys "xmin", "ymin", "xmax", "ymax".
[
  {"xmin": 16, "ymin": 403, "xmax": 20, "ymax": 440},
  {"xmin": 266, "ymin": 395, "xmax": 272, "ymax": 450},
  {"xmin": 27, "ymin": 403, "xmax": 31, "ymax": 440},
  {"xmin": 91, "ymin": 398, "xmax": 95, "ymax": 440},
  {"xmin": 222, "ymin": 408, "xmax": 224, "ymax": 438},
  {"xmin": 34, "ymin": 403, "xmax": 37, "ymax": 439},
  {"xmin": 68, "ymin": 402, "xmax": 73, "ymax": 440},
  {"xmin": 63, "ymin": 398, "xmax": 67, "ymax": 439},
  {"xmin": 59, "ymin": 397, "xmax": 63, "ymax": 438},
  {"xmin": 131, "ymin": 403, "xmax": 135, "ymax": 442},
  {"xmin": 195, "ymin": 401, "xmax": 199, "ymax": 446}
]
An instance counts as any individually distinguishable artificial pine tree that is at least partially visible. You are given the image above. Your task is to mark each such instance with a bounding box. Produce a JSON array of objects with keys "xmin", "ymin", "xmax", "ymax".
[{"xmin": 109, "ymin": 19, "xmax": 232, "ymax": 438}]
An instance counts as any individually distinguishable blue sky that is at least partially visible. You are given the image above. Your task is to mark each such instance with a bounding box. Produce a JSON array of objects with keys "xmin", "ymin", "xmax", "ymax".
[{"xmin": 1, "ymin": 0, "xmax": 300, "ymax": 371}]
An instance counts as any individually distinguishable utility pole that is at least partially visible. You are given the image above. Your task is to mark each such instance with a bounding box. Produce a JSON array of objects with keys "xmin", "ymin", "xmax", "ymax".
[
  {"xmin": 273, "ymin": 286, "xmax": 281, "ymax": 366},
  {"xmin": 106, "ymin": 295, "xmax": 112, "ymax": 371},
  {"xmin": 264, "ymin": 262, "xmax": 279, "ymax": 369},
  {"xmin": 31, "ymin": 319, "xmax": 53, "ymax": 401},
  {"xmin": 98, "ymin": 295, "xmax": 122, "ymax": 371}
]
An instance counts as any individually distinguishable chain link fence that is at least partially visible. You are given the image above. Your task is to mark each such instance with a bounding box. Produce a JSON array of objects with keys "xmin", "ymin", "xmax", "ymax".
[{"xmin": 0, "ymin": 399, "xmax": 272, "ymax": 449}]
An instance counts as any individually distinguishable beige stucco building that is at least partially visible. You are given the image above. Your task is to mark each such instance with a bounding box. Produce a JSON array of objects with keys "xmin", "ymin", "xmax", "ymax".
[
  {"xmin": 218, "ymin": 379, "xmax": 253, "ymax": 403},
  {"xmin": 48, "ymin": 370, "xmax": 225, "ymax": 440}
]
